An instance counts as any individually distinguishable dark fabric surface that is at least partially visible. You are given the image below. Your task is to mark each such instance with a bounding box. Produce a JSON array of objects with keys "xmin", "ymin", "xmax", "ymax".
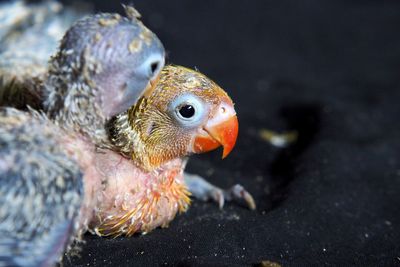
[{"xmin": 62, "ymin": 1, "xmax": 400, "ymax": 266}]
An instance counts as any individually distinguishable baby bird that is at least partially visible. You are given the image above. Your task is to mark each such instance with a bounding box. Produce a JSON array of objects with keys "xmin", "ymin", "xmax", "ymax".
[
  {"xmin": 0, "ymin": 2, "xmax": 254, "ymax": 267},
  {"xmin": 0, "ymin": 4, "xmax": 164, "ymax": 266},
  {"xmin": 0, "ymin": 64, "xmax": 253, "ymax": 266},
  {"xmin": 93, "ymin": 65, "xmax": 255, "ymax": 237}
]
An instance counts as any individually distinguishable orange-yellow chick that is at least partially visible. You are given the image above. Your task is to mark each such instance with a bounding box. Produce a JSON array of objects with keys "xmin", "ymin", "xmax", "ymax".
[{"xmin": 87, "ymin": 65, "xmax": 242, "ymax": 237}]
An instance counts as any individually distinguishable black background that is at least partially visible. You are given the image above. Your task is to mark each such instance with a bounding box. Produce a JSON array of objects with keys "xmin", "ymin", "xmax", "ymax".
[{"xmin": 59, "ymin": 0, "xmax": 400, "ymax": 266}]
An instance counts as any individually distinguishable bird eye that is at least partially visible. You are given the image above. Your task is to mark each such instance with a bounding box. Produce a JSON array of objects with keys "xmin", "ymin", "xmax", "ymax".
[
  {"xmin": 150, "ymin": 61, "xmax": 160, "ymax": 76},
  {"xmin": 178, "ymin": 104, "xmax": 195, "ymax": 118},
  {"xmin": 170, "ymin": 93, "xmax": 205, "ymax": 127},
  {"xmin": 139, "ymin": 54, "xmax": 164, "ymax": 80}
]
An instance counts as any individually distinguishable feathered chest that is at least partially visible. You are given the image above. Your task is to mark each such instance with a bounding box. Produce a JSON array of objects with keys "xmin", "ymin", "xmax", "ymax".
[{"xmin": 88, "ymin": 156, "xmax": 190, "ymax": 237}]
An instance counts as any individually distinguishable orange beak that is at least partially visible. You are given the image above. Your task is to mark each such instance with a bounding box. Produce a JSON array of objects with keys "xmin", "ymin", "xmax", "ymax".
[{"xmin": 192, "ymin": 100, "xmax": 239, "ymax": 158}]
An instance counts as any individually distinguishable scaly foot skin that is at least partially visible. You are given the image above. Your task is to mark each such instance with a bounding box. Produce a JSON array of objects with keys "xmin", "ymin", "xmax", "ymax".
[{"xmin": 185, "ymin": 172, "xmax": 256, "ymax": 210}]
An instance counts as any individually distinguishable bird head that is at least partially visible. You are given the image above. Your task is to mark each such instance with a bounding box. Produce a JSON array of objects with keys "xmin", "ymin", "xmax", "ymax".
[
  {"xmin": 44, "ymin": 6, "xmax": 165, "ymax": 142},
  {"xmin": 109, "ymin": 65, "xmax": 239, "ymax": 171}
]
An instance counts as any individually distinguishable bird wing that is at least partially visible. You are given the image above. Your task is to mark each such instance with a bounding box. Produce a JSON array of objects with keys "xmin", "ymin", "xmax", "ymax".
[{"xmin": 0, "ymin": 108, "xmax": 84, "ymax": 267}]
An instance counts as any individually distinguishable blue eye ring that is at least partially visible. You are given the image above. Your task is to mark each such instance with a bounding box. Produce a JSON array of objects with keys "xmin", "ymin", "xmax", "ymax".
[{"xmin": 170, "ymin": 93, "xmax": 205, "ymax": 126}]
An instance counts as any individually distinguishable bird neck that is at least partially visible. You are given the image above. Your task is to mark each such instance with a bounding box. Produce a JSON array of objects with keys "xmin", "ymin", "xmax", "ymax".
[
  {"xmin": 107, "ymin": 106, "xmax": 188, "ymax": 172},
  {"xmin": 107, "ymin": 110, "xmax": 151, "ymax": 170},
  {"xmin": 43, "ymin": 55, "xmax": 109, "ymax": 145}
]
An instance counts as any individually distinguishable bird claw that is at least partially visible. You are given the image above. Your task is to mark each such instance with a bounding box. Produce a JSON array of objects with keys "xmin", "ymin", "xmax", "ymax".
[
  {"xmin": 184, "ymin": 173, "xmax": 256, "ymax": 210},
  {"xmin": 223, "ymin": 184, "xmax": 256, "ymax": 210},
  {"xmin": 208, "ymin": 187, "xmax": 225, "ymax": 209}
]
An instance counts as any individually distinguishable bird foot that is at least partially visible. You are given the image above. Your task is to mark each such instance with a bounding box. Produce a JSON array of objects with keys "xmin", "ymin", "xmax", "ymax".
[{"xmin": 184, "ymin": 173, "xmax": 256, "ymax": 210}]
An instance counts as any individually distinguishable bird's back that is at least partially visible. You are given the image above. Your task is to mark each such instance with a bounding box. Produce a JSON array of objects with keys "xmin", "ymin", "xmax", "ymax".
[
  {"xmin": 0, "ymin": 1, "xmax": 83, "ymax": 109},
  {"xmin": 0, "ymin": 108, "xmax": 84, "ymax": 267}
]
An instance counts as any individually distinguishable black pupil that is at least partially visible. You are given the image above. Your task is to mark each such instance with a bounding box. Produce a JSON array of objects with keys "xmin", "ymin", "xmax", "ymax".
[
  {"xmin": 179, "ymin": 105, "xmax": 195, "ymax": 118},
  {"xmin": 150, "ymin": 62, "xmax": 158, "ymax": 74}
]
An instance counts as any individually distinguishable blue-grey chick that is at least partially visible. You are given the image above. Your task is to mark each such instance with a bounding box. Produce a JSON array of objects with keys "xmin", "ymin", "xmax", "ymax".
[{"xmin": 0, "ymin": 2, "xmax": 165, "ymax": 266}]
